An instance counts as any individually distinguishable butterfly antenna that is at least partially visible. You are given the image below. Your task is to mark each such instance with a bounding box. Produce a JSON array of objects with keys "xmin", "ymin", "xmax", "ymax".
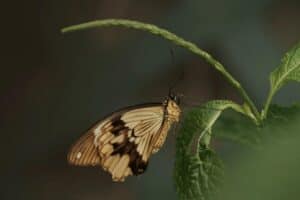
[{"xmin": 168, "ymin": 48, "xmax": 184, "ymax": 95}]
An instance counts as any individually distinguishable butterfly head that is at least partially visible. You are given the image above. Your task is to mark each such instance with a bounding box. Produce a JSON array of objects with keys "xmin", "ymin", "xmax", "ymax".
[
  {"xmin": 169, "ymin": 92, "xmax": 181, "ymax": 105},
  {"xmin": 165, "ymin": 93, "xmax": 181, "ymax": 122}
]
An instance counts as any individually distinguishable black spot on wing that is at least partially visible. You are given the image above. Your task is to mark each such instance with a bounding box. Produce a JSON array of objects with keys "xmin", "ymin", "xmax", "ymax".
[
  {"xmin": 111, "ymin": 116, "xmax": 127, "ymax": 136},
  {"xmin": 111, "ymin": 137, "xmax": 132, "ymax": 155},
  {"xmin": 129, "ymin": 153, "xmax": 148, "ymax": 175},
  {"xmin": 111, "ymin": 135, "xmax": 148, "ymax": 175}
]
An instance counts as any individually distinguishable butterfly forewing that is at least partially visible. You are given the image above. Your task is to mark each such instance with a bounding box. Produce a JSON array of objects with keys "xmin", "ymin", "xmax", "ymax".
[{"xmin": 68, "ymin": 131, "xmax": 100, "ymax": 166}]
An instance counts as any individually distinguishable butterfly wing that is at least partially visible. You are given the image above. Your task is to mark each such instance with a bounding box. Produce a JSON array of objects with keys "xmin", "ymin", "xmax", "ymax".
[
  {"xmin": 95, "ymin": 105, "xmax": 165, "ymax": 182},
  {"xmin": 68, "ymin": 103, "xmax": 172, "ymax": 182},
  {"xmin": 67, "ymin": 130, "xmax": 100, "ymax": 166}
]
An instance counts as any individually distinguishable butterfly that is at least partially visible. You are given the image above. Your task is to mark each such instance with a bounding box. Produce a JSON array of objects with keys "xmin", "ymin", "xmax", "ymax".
[{"xmin": 67, "ymin": 93, "xmax": 181, "ymax": 182}]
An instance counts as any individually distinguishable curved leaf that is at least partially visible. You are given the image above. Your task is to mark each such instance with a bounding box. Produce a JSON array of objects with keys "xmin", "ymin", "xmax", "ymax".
[
  {"xmin": 175, "ymin": 101, "xmax": 300, "ymax": 200},
  {"xmin": 174, "ymin": 100, "xmax": 246, "ymax": 200}
]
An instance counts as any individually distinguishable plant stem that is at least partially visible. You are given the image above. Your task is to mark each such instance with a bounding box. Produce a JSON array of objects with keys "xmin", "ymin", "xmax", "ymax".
[
  {"xmin": 62, "ymin": 19, "xmax": 261, "ymax": 123},
  {"xmin": 262, "ymin": 90, "xmax": 275, "ymax": 119}
]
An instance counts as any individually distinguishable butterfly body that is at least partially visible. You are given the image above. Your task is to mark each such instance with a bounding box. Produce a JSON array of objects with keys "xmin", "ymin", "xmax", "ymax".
[{"xmin": 68, "ymin": 95, "xmax": 181, "ymax": 182}]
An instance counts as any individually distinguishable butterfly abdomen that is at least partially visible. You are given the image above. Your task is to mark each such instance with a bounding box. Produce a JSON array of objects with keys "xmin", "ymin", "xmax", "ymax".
[{"xmin": 152, "ymin": 120, "xmax": 172, "ymax": 153}]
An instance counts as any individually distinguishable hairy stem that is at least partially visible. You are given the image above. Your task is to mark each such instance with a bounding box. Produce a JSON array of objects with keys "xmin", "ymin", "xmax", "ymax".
[{"xmin": 62, "ymin": 19, "xmax": 261, "ymax": 123}]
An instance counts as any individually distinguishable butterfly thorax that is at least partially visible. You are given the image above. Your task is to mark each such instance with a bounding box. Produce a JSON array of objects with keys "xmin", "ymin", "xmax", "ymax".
[{"xmin": 164, "ymin": 99, "xmax": 181, "ymax": 122}]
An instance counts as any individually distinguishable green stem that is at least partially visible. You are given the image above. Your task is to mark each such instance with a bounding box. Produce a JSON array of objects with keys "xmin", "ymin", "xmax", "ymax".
[
  {"xmin": 62, "ymin": 19, "xmax": 261, "ymax": 123},
  {"xmin": 262, "ymin": 90, "xmax": 275, "ymax": 119}
]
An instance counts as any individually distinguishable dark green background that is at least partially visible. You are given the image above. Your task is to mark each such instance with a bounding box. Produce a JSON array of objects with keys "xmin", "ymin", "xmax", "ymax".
[{"xmin": 2, "ymin": 0, "xmax": 300, "ymax": 199}]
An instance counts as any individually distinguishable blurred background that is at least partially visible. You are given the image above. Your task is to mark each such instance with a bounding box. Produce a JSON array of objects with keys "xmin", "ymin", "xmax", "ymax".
[{"xmin": 2, "ymin": 0, "xmax": 300, "ymax": 199}]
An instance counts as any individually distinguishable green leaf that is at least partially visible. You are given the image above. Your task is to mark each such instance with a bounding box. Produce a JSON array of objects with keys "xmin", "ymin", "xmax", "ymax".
[
  {"xmin": 174, "ymin": 100, "xmax": 246, "ymax": 200},
  {"xmin": 214, "ymin": 104, "xmax": 300, "ymax": 148},
  {"xmin": 263, "ymin": 42, "xmax": 300, "ymax": 118},
  {"xmin": 197, "ymin": 149, "xmax": 224, "ymax": 199},
  {"xmin": 270, "ymin": 42, "xmax": 300, "ymax": 93},
  {"xmin": 174, "ymin": 148, "xmax": 224, "ymax": 200},
  {"xmin": 174, "ymin": 153, "xmax": 202, "ymax": 200}
]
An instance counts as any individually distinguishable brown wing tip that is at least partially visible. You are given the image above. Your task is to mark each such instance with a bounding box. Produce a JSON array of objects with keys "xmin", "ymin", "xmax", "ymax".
[
  {"xmin": 67, "ymin": 132, "xmax": 101, "ymax": 166},
  {"xmin": 67, "ymin": 151, "xmax": 82, "ymax": 165}
]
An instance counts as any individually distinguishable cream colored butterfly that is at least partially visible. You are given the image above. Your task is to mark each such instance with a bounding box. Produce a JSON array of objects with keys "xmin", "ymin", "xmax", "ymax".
[{"xmin": 68, "ymin": 93, "xmax": 181, "ymax": 182}]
